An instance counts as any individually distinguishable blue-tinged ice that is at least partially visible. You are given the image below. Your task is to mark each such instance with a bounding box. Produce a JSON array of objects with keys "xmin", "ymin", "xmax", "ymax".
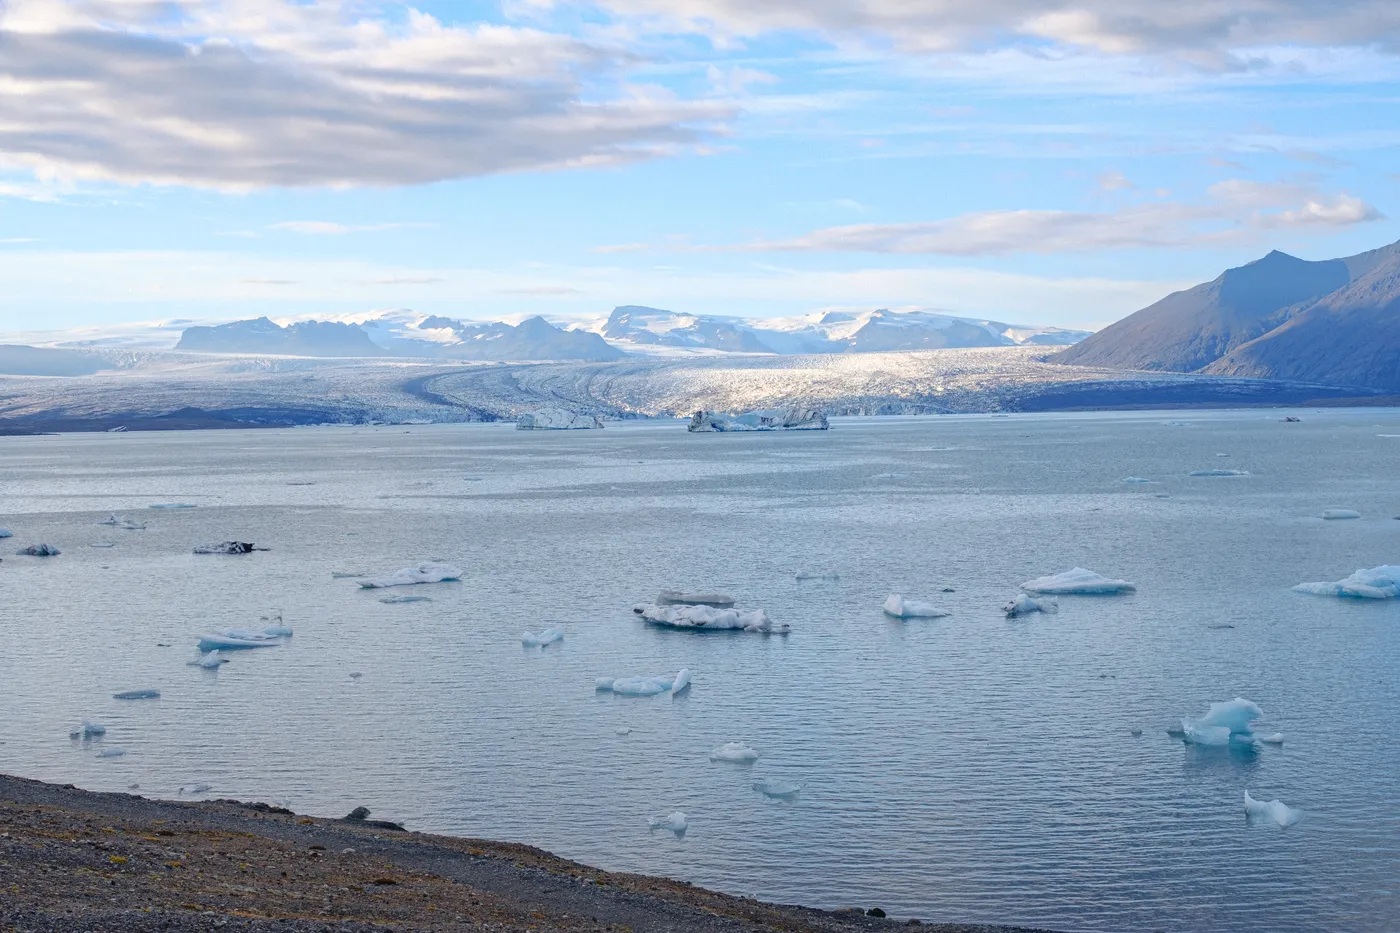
[
  {"xmin": 0, "ymin": 527, "xmax": 11, "ymax": 538},
  {"xmin": 648, "ymin": 811, "xmax": 688, "ymax": 834},
  {"xmin": 70, "ymin": 720, "xmax": 106, "ymax": 738},
  {"xmin": 1293, "ymin": 565, "xmax": 1400, "ymax": 599},
  {"xmin": 1004, "ymin": 594, "xmax": 1058, "ymax": 617},
  {"xmin": 656, "ymin": 590, "xmax": 734, "ymax": 607},
  {"xmin": 882, "ymin": 595, "xmax": 950, "ymax": 618},
  {"xmin": 1195, "ymin": 697, "xmax": 1264, "ymax": 734},
  {"xmin": 1321, "ymin": 509, "xmax": 1361, "ymax": 520},
  {"xmin": 96, "ymin": 748, "xmax": 126, "ymax": 758},
  {"xmin": 753, "ymin": 778, "xmax": 802, "ymax": 799},
  {"xmin": 380, "ymin": 594, "xmax": 431, "ymax": 604},
  {"xmin": 113, "ymin": 689, "xmax": 159, "ymax": 700},
  {"xmin": 1122, "ymin": 477, "xmax": 1152, "ymax": 484},
  {"xmin": 710, "ymin": 742, "xmax": 760, "ymax": 763},
  {"xmin": 1020, "ymin": 567, "xmax": 1135, "ymax": 595},
  {"xmin": 357, "ymin": 561, "xmax": 461, "ymax": 588},
  {"xmin": 16, "ymin": 543, "xmax": 60, "ymax": 556},
  {"xmin": 599, "ymin": 672, "xmax": 686, "ymax": 696},
  {"xmin": 640, "ymin": 603, "xmax": 788, "ymax": 634},
  {"xmin": 1245, "ymin": 790, "xmax": 1304, "ymax": 827},
  {"xmin": 522, "ymin": 629, "xmax": 563, "ymax": 647},
  {"xmin": 197, "ymin": 629, "xmax": 284, "ymax": 651},
  {"xmin": 671, "ymin": 668, "xmax": 691, "ymax": 694},
  {"xmin": 189, "ymin": 649, "xmax": 225, "ymax": 669}
]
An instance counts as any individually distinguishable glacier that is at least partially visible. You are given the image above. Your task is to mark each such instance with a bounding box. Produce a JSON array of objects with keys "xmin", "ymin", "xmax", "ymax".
[
  {"xmin": 356, "ymin": 561, "xmax": 462, "ymax": 588},
  {"xmin": 1293, "ymin": 565, "xmax": 1400, "ymax": 599},
  {"xmin": 516, "ymin": 408, "xmax": 603, "ymax": 430},
  {"xmin": 882, "ymin": 595, "xmax": 950, "ymax": 618},
  {"xmin": 1020, "ymin": 568, "xmax": 1136, "ymax": 595}
]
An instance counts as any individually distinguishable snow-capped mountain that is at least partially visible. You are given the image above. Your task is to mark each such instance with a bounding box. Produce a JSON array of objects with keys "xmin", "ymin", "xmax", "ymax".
[{"xmin": 590, "ymin": 306, "xmax": 1089, "ymax": 355}]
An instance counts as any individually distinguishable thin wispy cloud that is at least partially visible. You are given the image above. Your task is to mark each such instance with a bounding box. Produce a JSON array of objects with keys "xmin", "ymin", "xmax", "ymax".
[
  {"xmin": 500, "ymin": 285, "xmax": 586, "ymax": 295},
  {"xmin": 270, "ymin": 222, "xmax": 430, "ymax": 236}
]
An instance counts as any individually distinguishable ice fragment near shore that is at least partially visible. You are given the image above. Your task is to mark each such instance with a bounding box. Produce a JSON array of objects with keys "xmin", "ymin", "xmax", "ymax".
[
  {"xmin": 882, "ymin": 595, "xmax": 950, "ymax": 618},
  {"xmin": 1244, "ymin": 790, "xmax": 1303, "ymax": 827},
  {"xmin": 1020, "ymin": 568, "xmax": 1135, "ymax": 595},
  {"xmin": 640, "ymin": 604, "xmax": 788, "ymax": 634},
  {"xmin": 357, "ymin": 562, "xmax": 461, "ymax": 588},
  {"xmin": 516, "ymin": 408, "xmax": 604, "ymax": 430},
  {"xmin": 522, "ymin": 629, "xmax": 563, "ymax": 647},
  {"xmin": 180, "ymin": 783, "xmax": 213, "ymax": 795},
  {"xmin": 648, "ymin": 811, "xmax": 688, "ymax": 834},
  {"xmin": 1321, "ymin": 509, "xmax": 1361, "ymax": 520},
  {"xmin": 656, "ymin": 590, "xmax": 735, "ymax": 607},
  {"xmin": 1004, "ymin": 594, "xmax": 1058, "ymax": 617},
  {"xmin": 710, "ymin": 742, "xmax": 760, "ymax": 763},
  {"xmin": 753, "ymin": 778, "xmax": 803, "ymax": 799},
  {"xmin": 113, "ymin": 689, "xmax": 160, "ymax": 700},
  {"xmin": 1293, "ymin": 565, "xmax": 1400, "ymax": 599}
]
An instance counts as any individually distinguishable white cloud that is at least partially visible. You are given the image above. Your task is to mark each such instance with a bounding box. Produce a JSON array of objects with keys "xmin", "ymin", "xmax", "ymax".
[{"xmin": 0, "ymin": 0, "xmax": 730, "ymax": 189}]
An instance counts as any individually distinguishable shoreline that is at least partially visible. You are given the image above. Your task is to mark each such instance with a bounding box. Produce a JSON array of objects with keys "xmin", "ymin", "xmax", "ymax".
[{"xmin": 0, "ymin": 773, "xmax": 1056, "ymax": 933}]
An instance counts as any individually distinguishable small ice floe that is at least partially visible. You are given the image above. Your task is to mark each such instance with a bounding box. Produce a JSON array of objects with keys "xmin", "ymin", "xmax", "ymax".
[
  {"xmin": 656, "ymin": 589, "xmax": 735, "ymax": 608},
  {"xmin": 1003, "ymin": 594, "xmax": 1058, "ymax": 617},
  {"xmin": 349, "ymin": 672, "xmax": 363, "ymax": 680},
  {"xmin": 648, "ymin": 811, "xmax": 688, "ymax": 834},
  {"xmin": 261, "ymin": 615, "xmax": 293, "ymax": 637},
  {"xmin": 882, "ymin": 595, "xmax": 949, "ymax": 619},
  {"xmin": 16, "ymin": 543, "xmax": 60, "ymax": 556},
  {"xmin": 1122, "ymin": 477, "xmax": 1152, "ymax": 484},
  {"xmin": 1177, "ymin": 697, "xmax": 1268, "ymax": 748},
  {"xmin": 193, "ymin": 541, "xmax": 268, "ymax": 555},
  {"xmin": 113, "ymin": 689, "xmax": 160, "ymax": 700},
  {"xmin": 331, "ymin": 570, "xmax": 370, "ymax": 579},
  {"xmin": 357, "ymin": 561, "xmax": 461, "ymax": 588},
  {"xmin": 516, "ymin": 408, "xmax": 604, "ymax": 430},
  {"xmin": 90, "ymin": 542, "xmax": 116, "ymax": 548},
  {"xmin": 1244, "ymin": 790, "xmax": 1304, "ymax": 827},
  {"xmin": 521, "ymin": 629, "xmax": 564, "ymax": 647},
  {"xmin": 616, "ymin": 727, "xmax": 633, "ymax": 735},
  {"xmin": 188, "ymin": 649, "xmax": 226, "ymax": 669},
  {"xmin": 710, "ymin": 742, "xmax": 760, "ymax": 763},
  {"xmin": 180, "ymin": 783, "xmax": 213, "ymax": 795},
  {"xmin": 1259, "ymin": 733, "xmax": 1285, "ymax": 745},
  {"xmin": 796, "ymin": 571, "xmax": 840, "ymax": 581},
  {"xmin": 639, "ymin": 604, "xmax": 789, "ymax": 634},
  {"xmin": 871, "ymin": 472, "xmax": 907, "ymax": 479},
  {"xmin": 379, "ymin": 594, "xmax": 431, "ymax": 604},
  {"xmin": 197, "ymin": 629, "xmax": 284, "ymax": 651},
  {"xmin": 753, "ymin": 778, "xmax": 802, "ymax": 799},
  {"xmin": 1020, "ymin": 568, "xmax": 1135, "ymax": 595},
  {"xmin": 1189, "ymin": 469, "xmax": 1248, "ymax": 477},
  {"xmin": 1320, "ymin": 509, "xmax": 1361, "ymax": 520},
  {"xmin": 1154, "ymin": 493, "xmax": 1172, "ymax": 498},
  {"xmin": 96, "ymin": 748, "xmax": 126, "ymax": 758},
  {"xmin": 672, "ymin": 668, "xmax": 692, "ymax": 694},
  {"xmin": 70, "ymin": 720, "xmax": 106, "ymax": 738},
  {"xmin": 0, "ymin": 527, "xmax": 11, "ymax": 538},
  {"xmin": 597, "ymin": 672, "xmax": 686, "ymax": 696},
  {"xmin": 99, "ymin": 515, "xmax": 146, "ymax": 530},
  {"xmin": 1283, "ymin": 416, "xmax": 1301, "ymax": 422},
  {"xmin": 149, "ymin": 503, "xmax": 196, "ymax": 509},
  {"xmin": 1293, "ymin": 565, "xmax": 1400, "ymax": 600}
]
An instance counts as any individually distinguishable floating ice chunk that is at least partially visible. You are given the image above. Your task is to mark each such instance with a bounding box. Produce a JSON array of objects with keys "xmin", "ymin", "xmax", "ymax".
[
  {"xmin": 1180, "ymin": 721, "xmax": 1231, "ymax": 746},
  {"xmin": 521, "ymin": 628, "xmax": 564, "ymax": 647},
  {"xmin": 882, "ymin": 595, "xmax": 950, "ymax": 618},
  {"xmin": 1321, "ymin": 509, "xmax": 1361, "ymax": 520},
  {"xmin": 331, "ymin": 570, "xmax": 370, "ymax": 579},
  {"xmin": 671, "ymin": 668, "xmax": 691, "ymax": 694},
  {"xmin": 262, "ymin": 622, "xmax": 293, "ymax": 637},
  {"xmin": 380, "ymin": 594, "xmax": 431, "ymax": 604},
  {"xmin": 96, "ymin": 748, "xmax": 126, "ymax": 758},
  {"xmin": 113, "ymin": 689, "xmax": 159, "ymax": 700},
  {"xmin": 194, "ymin": 541, "xmax": 267, "ymax": 555},
  {"xmin": 197, "ymin": 629, "xmax": 283, "ymax": 651},
  {"xmin": 688, "ymin": 407, "xmax": 828, "ymax": 432},
  {"xmin": 1122, "ymin": 477, "xmax": 1152, "ymax": 484},
  {"xmin": 1195, "ymin": 698, "xmax": 1264, "ymax": 734},
  {"xmin": 648, "ymin": 811, "xmax": 688, "ymax": 834},
  {"xmin": 189, "ymin": 650, "xmax": 225, "ymax": 669},
  {"xmin": 640, "ymin": 604, "xmax": 788, "ymax": 634},
  {"xmin": 1244, "ymin": 790, "xmax": 1304, "ymax": 827},
  {"xmin": 98, "ymin": 514, "xmax": 146, "ymax": 529},
  {"xmin": 516, "ymin": 408, "xmax": 604, "ymax": 430},
  {"xmin": 710, "ymin": 742, "xmax": 760, "ymax": 763},
  {"xmin": 0, "ymin": 527, "xmax": 11, "ymax": 538},
  {"xmin": 609, "ymin": 675, "xmax": 676, "ymax": 697},
  {"xmin": 656, "ymin": 590, "xmax": 735, "ymax": 607},
  {"xmin": 90, "ymin": 542, "xmax": 116, "ymax": 548},
  {"xmin": 753, "ymin": 778, "xmax": 802, "ymax": 799},
  {"xmin": 1293, "ymin": 565, "xmax": 1400, "ymax": 599},
  {"xmin": 1020, "ymin": 568, "xmax": 1136, "ymax": 595},
  {"xmin": 357, "ymin": 562, "xmax": 462, "ymax": 588},
  {"xmin": 616, "ymin": 727, "xmax": 632, "ymax": 735},
  {"xmin": 149, "ymin": 503, "xmax": 196, "ymax": 509},
  {"xmin": 70, "ymin": 720, "xmax": 106, "ymax": 738},
  {"xmin": 1004, "ymin": 594, "xmax": 1058, "ymax": 617},
  {"xmin": 795, "ymin": 571, "xmax": 840, "ymax": 581},
  {"xmin": 1259, "ymin": 733, "xmax": 1285, "ymax": 745},
  {"xmin": 16, "ymin": 543, "xmax": 60, "ymax": 556},
  {"xmin": 1189, "ymin": 469, "xmax": 1248, "ymax": 477},
  {"xmin": 348, "ymin": 672, "xmax": 363, "ymax": 680},
  {"xmin": 180, "ymin": 783, "xmax": 213, "ymax": 795}
]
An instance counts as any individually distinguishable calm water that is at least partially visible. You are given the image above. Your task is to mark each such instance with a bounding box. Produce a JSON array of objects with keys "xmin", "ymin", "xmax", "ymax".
[{"xmin": 2, "ymin": 411, "xmax": 1398, "ymax": 933}]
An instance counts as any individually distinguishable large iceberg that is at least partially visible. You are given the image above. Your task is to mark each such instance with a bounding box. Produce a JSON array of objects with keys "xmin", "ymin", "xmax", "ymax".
[
  {"xmin": 710, "ymin": 742, "xmax": 760, "ymax": 763},
  {"xmin": 639, "ymin": 604, "xmax": 789, "ymax": 634},
  {"xmin": 194, "ymin": 541, "xmax": 268, "ymax": 555},
  {"xmin": 882, "ymin": 595, "xmax": 950, "ymax": 618},
  {"xmin": 357, "ymin": 562, "xmax": 462, "ymax": 588},
  {"xmin": 1020, "ymin": 567, "xmax": 1136, "ymax": 595},
  {"xmin": 1293, "ymin": 565, "xmax": 1400, "ymax": 599},
  {"xmin": 1003, "ymin": 594, "xmax": 1058, "ymax": 617},
  {"xmin": 517, "ymin": 408, "xmax": 604, "ymax": 430},
  {"xmin": 655, "ymin": 589, "xmax": 735, "ymax": 607},
  {"xmin": 1244, "ymin": 790, "xmax": 1304, "ymax": 827},
  {"xmin": 688, "ymin": 407, "xmax": 829, "ymax": 432}
]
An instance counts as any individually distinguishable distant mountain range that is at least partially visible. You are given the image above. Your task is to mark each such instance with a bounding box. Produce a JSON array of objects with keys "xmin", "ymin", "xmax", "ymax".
[{"xmin": 1055, "ymin": 239, "xmax": 1400, "ymax": 392}]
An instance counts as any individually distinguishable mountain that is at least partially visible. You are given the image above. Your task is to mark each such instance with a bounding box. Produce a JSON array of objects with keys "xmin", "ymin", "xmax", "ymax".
[
  {"xmin": 177, "ymin": 313, "xmax": 625, "ymax": 362},
  {"xmin": 176, "ymin": 317, "xmax": 385, "ymax": 356},
  {"xmin": 595, "ymin": 306, "xmax": 1089, "ymax": 355},
  {"xmin": 1052, "ymin": 239, "xmax": 1400, "ymax": 391}
]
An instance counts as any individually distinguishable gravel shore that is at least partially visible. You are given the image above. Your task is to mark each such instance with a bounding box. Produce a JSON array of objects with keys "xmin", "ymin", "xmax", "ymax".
[{"xmin": 1, "ymin": 773, "xmax": 1058, "ymax": 933}]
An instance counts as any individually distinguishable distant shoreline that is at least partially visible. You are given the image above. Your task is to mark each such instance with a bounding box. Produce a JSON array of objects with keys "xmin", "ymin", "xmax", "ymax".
[{"xmin": 0, "ymin": 773, "xmax": 1054, "ymax": 933}]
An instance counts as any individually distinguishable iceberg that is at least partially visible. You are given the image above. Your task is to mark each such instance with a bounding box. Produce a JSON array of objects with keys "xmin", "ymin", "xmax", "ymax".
[
  {"xmin": 0, "ymin": 527, "xmax": 11, "ymax": 538},
  {"xmin": 69, "ymin": 720, "xmax": 106, "ymax": 738},
  {"xmin": 1293, "ymin": 565, "xmax": 1400, "ymax": 599},
  {"xmin": 357, "ymin": 562, "xmax": 462, "ymax": 588},
  {"xmin": 1320, "ymin": 509, "xmax": 1361, "ymax": 520},
  {"xmin": 1189, "ymin": 469, "xmax": 1248, "ymax": 477},
  {"xmin": 1020, "ymin": 568, "xmax": 1136, "ymax": 595},
  {"xmin": 672, "ymin": 667, "xmax": 692, "ymax": 694},
  {"xmin": 189, "ymin": 649, "xmax": 225, "ymax": 669},
  {"xmin": 380, "ymin": 594, "xmax": 432, "ymax": 604},
  {"xmin": 516, "ymin": 408, "xmax": 604, "ymax": 430},
  {"xmin": 96, "ymin": 748, "xmax": 126, "ymax": 758},
  {"xmin": 113, "ymin": 689, "xmax": 160, "ymax": 700},
  {"xmin": 1259, "ymin": 733, "xmax": 1285, "ymax": 745},
  {"xmin": 655, "ymin": 589, "xmax": 735, "ymax": 607},
  {"xmin": 99, "ymin": 515, "xmax": 146, "ymax": 529},
  {"xmin": 331, "ymin": 570, "xmax": 370, "ymax": 579},
  {"xmin": 193, "ymin": 541, "xmax": 267, "ymax": 555},
  {"xmin": 521, "ymin": 628, "xmax": 564, "ymax": 647},
  {"xmin": 1244, "ymin": 790, "xmax": 1304, "ymax": 827},
  {"xmin": 710, "ymin": 742, "xmax": 760, "ymax": 763},
  {"xmin": 1178, "ymin": 698, "xmax": 1267, "ymax": 748},
  {"xmin": 753, "ymin": 778, "xmax": 803, "ymax": 799},
  {"xmin": 688, "ymin": 407, "xmax": 829, "ymax": 432},
  {"xmin": 197, "ymin": 629, "xmax": 284, "ymax": 651},
  {"xmin": 90, "ymin": 542, "xmax": 116, "ymax": 548},
  {"xmin": 639, "ymin": 604, "xmax": 789, "ymax": 634},
  {"xmin": 598, "ymin": 672, "xmax": 686, "ymax": 696},
  {"xmin": 1003, "ymin": 594, "xmax": 1058, "ymax": 617},
  {"xmin": 1194, "ymin": 697, "xmax": 1264, "ymax": 734},
  {"xmin": 882, "ymin": 595, "xmax": 950, "ymax": 618},
  {"xmin": 16, "ymin": 543, "xmax": 60, "ymax": 556},
  {"xmin": 647, "ymin": 811, "xmax": 688, "ymax": 834}
]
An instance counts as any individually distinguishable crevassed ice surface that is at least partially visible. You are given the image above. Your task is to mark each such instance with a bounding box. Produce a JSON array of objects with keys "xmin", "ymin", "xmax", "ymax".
[{"xmin": 2, "ymin": 410, "xmax": 1398, "ymax": 933}]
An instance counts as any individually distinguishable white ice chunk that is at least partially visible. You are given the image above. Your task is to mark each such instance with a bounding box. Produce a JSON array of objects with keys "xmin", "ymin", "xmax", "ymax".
[
  {"xmin": 149, "ymin": 503, "xmax": 196, "ymax": 509},
  {"xmin": 609, "ymin": 675, "xmax": 676, "ymax": 696},
  {"xmin": 1321, "ymin": 509, "xmax": 1361, "ymax": 520},
  {"xmin": 647, "ymin": 811, "xmax": 688, "ymax": 833},
  {"xmin": 1180, "ymin": 721, "xmax": 1231, "ymax": 746},
  {"xmin": 752, "ymin": 778, "xmax": 802, "ymax": 799},
  {"xmin": 641, "ymin": 603, "xmax": 788, "ymax": 634},
  {"xmin": 1259, "ymin": 733, "xmax": 1285, "ymax": 745},
  {"xmin": 882, "ymin": 594, "xmax": 950, "ymax": 618},
  {"xmin": 1194, "ymin": 697, "xmax": 1264, "ymax": 734},
  {"xmin": 656, "ymin": 589, "xmax": 735, "ymax": 607},
  {"xmin": 616, "ymin": 727, "xmax": 633, "ymax": 735},
  {"xmin": 180, "ymin": 783, "xmax": 213, "ymax": 795},
  {"xmin": 357, "ymin": 561, "xmax": 461, "ymax": 588},
  {"xmin": 1020, "ymin": 567, "xmax": 1136, "ymax": 595},
  {"xmin": 516, "ymin": 408, "xmax": 604, "ymax": 430},
  {"xmin": 688, "ymin": 407, "xmax": 828, "ymax": 432},
  {"xmin": 710, "ymin": 742, "xmax": 760, "ymax": 763},
  {"xmin": 521, "ymin": 628, "xmax": 564, "ymax": 647},
  {"xmin": 1004, "ymin": 594, "xmax": 1059, "ymax": 617},
  {"xmin": 1244, "ymin": 790, "xmax": 1304, "ymax": 827},
  {"xmin": 1122, "ymin": 477, "xmax": 1152, "ymax": 484},
  {"xmin": 189, "ymin": 649, "xmax": 225, "ymax": 669},
  {"xmin": 197, "ymin": 629, "xmax": 283, "ymax": 651},
  {"xmin": 1189, "ymin": 469, "xmax": 1248, "ymax": 477},
  {"xmin": 671, "ymin": 668, "xmax": 692, "ymax": 694},
  {"xmin": 263, "ymin": 623, "xmax": 293, "ymax": 637},
  {"xmin": 96, "ymin": 748, "xmax": 126, "ymax": 758},
  {"xmin": 70, "ymin": 720, "xmax": 106, "ymax": 738},
  {"xmin": 1293, "ymin": 565, "xmax": 1400, "ymax": 599}
]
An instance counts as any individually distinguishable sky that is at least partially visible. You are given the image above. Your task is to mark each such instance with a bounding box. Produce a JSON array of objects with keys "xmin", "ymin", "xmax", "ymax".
[{"xmin": 2, "ymin": 0, "xmax": 1400, "ymax": 343}]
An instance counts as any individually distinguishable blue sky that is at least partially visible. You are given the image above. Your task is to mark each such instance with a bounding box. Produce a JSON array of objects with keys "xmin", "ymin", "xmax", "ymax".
[{"xmin": 2, "ymin": 0, "xmax": 1399, "ymax": 342}]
